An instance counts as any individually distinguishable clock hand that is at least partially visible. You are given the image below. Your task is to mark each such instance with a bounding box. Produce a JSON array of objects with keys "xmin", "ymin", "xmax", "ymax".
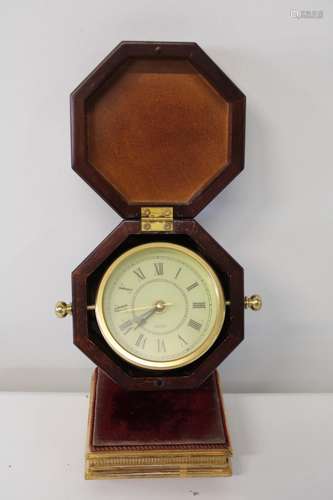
[
  {"xmin": 133, "ymin": 306, "xmax": 158, "ymax": 329},
  {"xmin": 120, "ymin": 303, "xmax": 172, "ymax": 313}
]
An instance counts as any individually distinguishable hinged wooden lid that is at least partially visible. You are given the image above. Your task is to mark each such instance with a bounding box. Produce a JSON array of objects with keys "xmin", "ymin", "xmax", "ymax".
[{"xmin": 71, "ymin": 41, "xmax": 245, "ymax": 219}]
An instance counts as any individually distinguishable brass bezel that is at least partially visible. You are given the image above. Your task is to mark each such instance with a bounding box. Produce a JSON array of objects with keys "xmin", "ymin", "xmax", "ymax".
[{"xmin": 95, "ymin": 242, "xmax": 226, "ymax": 371}]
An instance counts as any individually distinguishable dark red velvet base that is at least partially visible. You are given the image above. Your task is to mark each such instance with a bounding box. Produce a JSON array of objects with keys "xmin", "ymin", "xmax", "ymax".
[{"xmin": 90, "ymin": 368, "xmax": 230, "ymax": 450}]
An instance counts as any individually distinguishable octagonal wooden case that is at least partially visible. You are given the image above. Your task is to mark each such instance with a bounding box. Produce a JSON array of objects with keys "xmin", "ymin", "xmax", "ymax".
[
  {"xmin": 70, "ymin": 41, "xmax": 246, "ymax": 390},
  {"xmin": 72, "ymin": 220, "xmax": 244, "ymax": 391}
]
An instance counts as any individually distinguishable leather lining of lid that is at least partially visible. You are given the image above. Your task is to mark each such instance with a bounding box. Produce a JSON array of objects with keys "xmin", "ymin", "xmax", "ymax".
[{"xmin": 86, "ymin": 58, "xmax": 230, "ymax": 205}]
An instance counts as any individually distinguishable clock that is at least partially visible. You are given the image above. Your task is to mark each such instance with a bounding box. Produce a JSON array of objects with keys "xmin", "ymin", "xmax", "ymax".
[
  {"xmin": 55, "ymin": 41, "xmax": 262, "ymax": 479},
  {"xmin": 94, "ymin": 242, "xmax": 226, "ymax": 371},
  {"xmin": 56, "ymin": 41, "xmax": 261, "ymax": 393}
]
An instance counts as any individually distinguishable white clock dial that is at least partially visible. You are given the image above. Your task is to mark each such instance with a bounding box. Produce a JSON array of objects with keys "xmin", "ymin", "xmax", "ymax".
[{"xmin": 95, "ymin": 242, "xmax": 225, "ymax": 370}]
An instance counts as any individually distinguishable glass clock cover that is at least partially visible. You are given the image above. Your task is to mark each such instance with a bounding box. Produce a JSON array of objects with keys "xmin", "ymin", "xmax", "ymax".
[{"xmin": 95, "ymin": 243, "xmax": 225, "ymax": 370}]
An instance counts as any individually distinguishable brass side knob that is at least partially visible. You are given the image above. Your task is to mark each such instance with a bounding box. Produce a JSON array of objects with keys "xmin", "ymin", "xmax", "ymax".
[
  {"xmin": 244, "ymin": 295, "xmax": 262, "ymax": 311},
  {"xmin": 55, "ymin": 301, "xmax": 72, "ymax": 318}
]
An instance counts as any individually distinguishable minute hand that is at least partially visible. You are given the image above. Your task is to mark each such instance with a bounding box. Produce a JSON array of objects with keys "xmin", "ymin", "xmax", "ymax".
[{"xmin": 121, "ymin": 303, "xmax": 172, "ymax": 313}]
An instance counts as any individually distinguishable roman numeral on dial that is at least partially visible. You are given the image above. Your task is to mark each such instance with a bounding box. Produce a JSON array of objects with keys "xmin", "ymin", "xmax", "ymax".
[
  {"xmin": 188, "ymin": 319, "xmax": 202, "ymax": 331},
  {"xmin": 178, "ymin": 335, "xmax": 188, "ymax": 346},
  {"xmin": 175, "ymin": 267, "xmax": 182, "ymax": 279},
  {"xmin": 119, "ymin": 285, "xmax": 133, "ymax": 292},
  {"xmin": 157, "ymin": 339, "xmax": 166, "ymax": 352},
  {"xmin": 135, "ymin": 334, "xmax": 147, "ymax": 349},
  {"xmin": 192, "ymin": 302, "xmax": 206, "ymax": 309},
  {"xmin": 114, "ymin": 304, "xmax": 128, "ymax": 312},
  {"xmin": 154, "ymin": 263, "xmax": 164, "ymax": 276},
  {"xmin": 133, "ymin": 267, "xmax": 145, "ymax": 280},
  {"xmin": 186, "ymin": 282, "xmax": 199, "ymax": 292},
  {"xmin": 119, "ymin": 319, "xmax": 133, "ymax": 334}
]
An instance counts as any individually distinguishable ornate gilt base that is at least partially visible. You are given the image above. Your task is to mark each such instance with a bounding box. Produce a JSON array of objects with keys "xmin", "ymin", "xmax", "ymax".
[{"xmin": 85, "ymin": 369, "xmax": 232, "ymax": 479}]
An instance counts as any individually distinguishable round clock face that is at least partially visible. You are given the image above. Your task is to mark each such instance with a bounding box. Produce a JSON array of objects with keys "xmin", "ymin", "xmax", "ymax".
[{"xmin": 95, "ymin": 242, "xmax": 225, "ymax": 370}]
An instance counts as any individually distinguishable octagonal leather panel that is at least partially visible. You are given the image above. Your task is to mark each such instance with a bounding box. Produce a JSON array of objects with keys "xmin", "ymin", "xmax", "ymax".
[{"xmin": 86, "ymin": 58, "xmax": 229, "ymax": 205}]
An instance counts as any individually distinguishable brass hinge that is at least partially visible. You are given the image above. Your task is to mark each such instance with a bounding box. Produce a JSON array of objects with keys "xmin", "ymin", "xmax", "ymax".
[{"xmin": 141, "ymin": 207, "xmax": 173, "ymax": 232}]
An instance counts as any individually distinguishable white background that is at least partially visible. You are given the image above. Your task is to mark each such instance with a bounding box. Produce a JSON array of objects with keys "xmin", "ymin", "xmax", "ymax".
[{"xmin": 2, "ymin": 0, "xmax": 332, "ymax": 392}]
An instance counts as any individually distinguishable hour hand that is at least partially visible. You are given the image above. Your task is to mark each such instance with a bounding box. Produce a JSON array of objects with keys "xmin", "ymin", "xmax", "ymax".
[{"xmin": 133, "ymin": 307, "xmax": 157, "ymax": 329}]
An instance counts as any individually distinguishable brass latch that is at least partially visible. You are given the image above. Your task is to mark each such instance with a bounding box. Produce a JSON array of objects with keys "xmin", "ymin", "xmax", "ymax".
[{"xmin": 141, "ymin": 207, "xmax": 173, "ymax": 232}]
